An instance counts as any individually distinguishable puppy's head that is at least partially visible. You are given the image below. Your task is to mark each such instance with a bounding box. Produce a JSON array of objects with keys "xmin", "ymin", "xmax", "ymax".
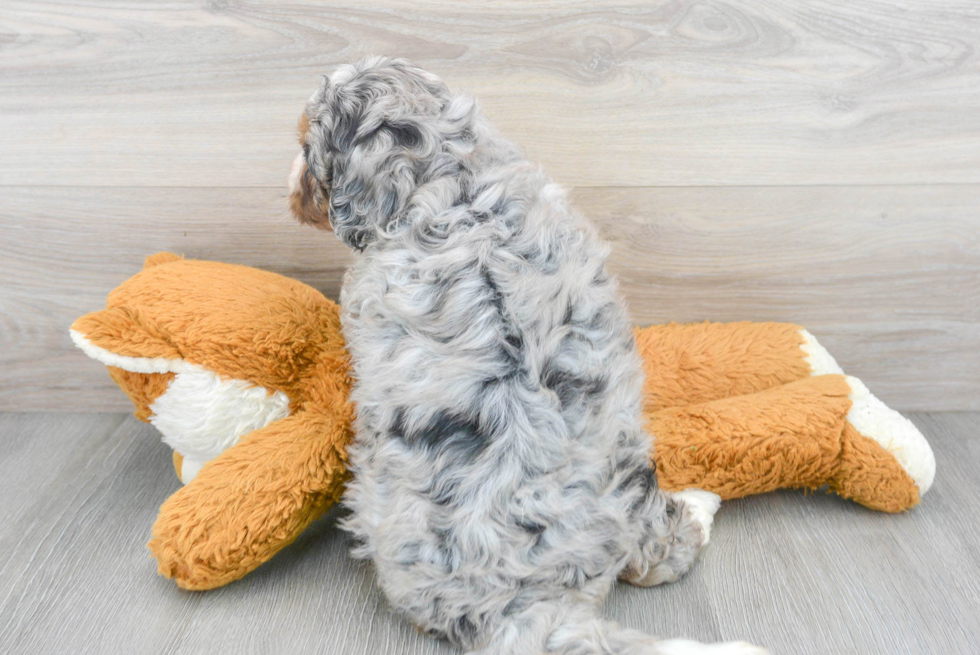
[{"xmin": 288, "ymin": 57, "xmax": 462, "ymax": 250}]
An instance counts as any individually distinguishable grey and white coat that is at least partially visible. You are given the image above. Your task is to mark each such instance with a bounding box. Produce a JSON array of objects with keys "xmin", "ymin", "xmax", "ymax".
[{"xmin": 289, "ymin": 57, "xmax": 765, "ymax": 655}]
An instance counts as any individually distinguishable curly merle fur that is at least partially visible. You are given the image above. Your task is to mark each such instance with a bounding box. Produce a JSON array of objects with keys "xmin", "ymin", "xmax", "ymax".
[{"xmin": 289, "ymin": 57, "xmax": 766, "ymax": 655}]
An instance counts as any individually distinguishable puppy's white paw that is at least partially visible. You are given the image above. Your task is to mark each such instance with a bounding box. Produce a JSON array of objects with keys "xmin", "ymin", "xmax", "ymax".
[
  {"xmin": 671, "ymin": 488, "xmax": 722, "ymax": 545},
  {"xmin": 623, "ymin": 562, "xmax": 678, "ymax": 587},
  {"xmin": 656, "ymin": 639, "xmax": 770, "ymax": 655}
]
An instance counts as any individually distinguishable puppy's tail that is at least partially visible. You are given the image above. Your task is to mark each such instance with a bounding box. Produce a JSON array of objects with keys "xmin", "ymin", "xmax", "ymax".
[{"xmin": 466, "ymin": 602, "xmax": 768, "ymax": 655}]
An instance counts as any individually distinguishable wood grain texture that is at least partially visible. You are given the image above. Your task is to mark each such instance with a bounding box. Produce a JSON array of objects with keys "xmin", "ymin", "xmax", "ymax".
[
  {"xmin": 0, "ymin": 411, "xmax": 977, "ymax": 654},
  {"xmin": 1, "ymin": 1, "xmax": 980, "ymax": 187},
  {"xmin": 587, "ymin": 185, "xmax": 980, "ymax": 411},
  {"xmin": 2, "ymin": 4, "xmax": 977, "ymax": 652},
  {"xmin": 2, "ymin": 1, "xmax": 978, "ymax": 411},
  {"xmin": 2, "ymin": 184, "xmax": 976, "ymax": 411}
]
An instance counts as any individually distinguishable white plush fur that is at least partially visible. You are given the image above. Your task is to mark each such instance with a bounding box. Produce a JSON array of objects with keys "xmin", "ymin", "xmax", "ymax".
[
  {"xmin": 71, "ymin": 328, "xmax": 291, "ymax": 484},
  {"xmin": 845, "ymin": 376, "xmax": 935, "ymax": 494},
  {"xmin": 177, "ymin": 456, "xmax": 206, "ymax": 485},
  {"xmin": 292, "ymin": 57, "xmax": 765, "ymax": 655},
  {"xmin": 798, "ymin": 329, "xmax": 844, "ymax": 376},
  {"xmin": 70, "ymin": 329, "xmax": 197, "ymax": 375},
  {"xmin": 797, "ymin": 330, "xmax": 933, "ymax": 494},
  {"xmin": 149, "ymin": 368, "xmax": 291, "ymax": 481}
]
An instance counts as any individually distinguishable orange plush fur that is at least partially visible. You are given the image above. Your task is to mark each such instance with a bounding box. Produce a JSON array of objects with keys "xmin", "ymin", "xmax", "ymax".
[
  {"xmin": 72, "ymin": 253, "xmax": 353, "ymax": 590},
  {"xmin": 640, "ymin": 324, "xmax": 920, "ymax": 512},
  {"xmin": 72, "ymin": 254, "xmax": 931, "ymax": 590}
]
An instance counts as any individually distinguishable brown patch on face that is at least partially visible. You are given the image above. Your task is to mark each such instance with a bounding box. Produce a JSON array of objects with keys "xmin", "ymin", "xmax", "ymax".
[
  {"xmin": 297, "ymin": 112, "xmax": 310, "ymax": 144},
  {"xmin": 289, "ymin": 111, "xmax": 332, "ymax": 229}
]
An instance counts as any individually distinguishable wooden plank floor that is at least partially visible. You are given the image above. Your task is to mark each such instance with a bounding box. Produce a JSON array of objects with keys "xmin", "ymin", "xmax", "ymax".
[
  {"xmin": 2, "ymin": 0, "xmax": 979, "ymax": 412},
  {"xmin": 0, "ymin": 411, "xmax": 977, "ymax": 655}
]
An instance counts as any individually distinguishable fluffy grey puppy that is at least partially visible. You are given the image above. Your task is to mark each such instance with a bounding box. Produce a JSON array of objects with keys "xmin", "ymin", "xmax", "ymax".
[{"xmin": 289, "ymin": 57, "xmax": 766, "ymax": 655}]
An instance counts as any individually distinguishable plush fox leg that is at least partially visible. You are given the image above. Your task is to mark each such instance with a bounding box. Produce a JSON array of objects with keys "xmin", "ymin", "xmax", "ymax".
[
  {"xmin": 636, "ymin": 321, "xmax": 842, "ymax": 410},
  {"xmin": 148, "ymin": 408, "xmax": 351, "ymax": 590},
  {"xmin": 649, "ymin": 375, "xmax": 935, "ymax": 520},
  {"xmin": 833, "ymin": 376, "xmax": 935, "ymax": 512}
]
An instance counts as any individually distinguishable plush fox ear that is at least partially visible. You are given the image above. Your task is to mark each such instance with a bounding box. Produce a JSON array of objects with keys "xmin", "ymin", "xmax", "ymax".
[
  {"xmin": 143, "ymin": 252, "xmax": 183, "ymax": 269},
  {"xmin": 70, "ymin": 307, "xmax": 182, "ymax": 370},
  {"xmin": 71, "ymin": 251, "xmax": 188, "ymax": 369},
  {"xmin": 70, "ymin": 307, "xmax": 182, "ymax": 422}
]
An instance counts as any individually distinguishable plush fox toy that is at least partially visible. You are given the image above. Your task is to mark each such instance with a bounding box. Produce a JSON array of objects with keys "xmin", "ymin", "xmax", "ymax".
[{"xmin": 71, "ymin": 253, "xmax": 935, "ymax": 591}]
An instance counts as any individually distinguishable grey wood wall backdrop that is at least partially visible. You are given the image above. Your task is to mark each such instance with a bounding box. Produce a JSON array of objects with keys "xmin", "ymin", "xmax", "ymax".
[{"xmin": 1, "ymin": 0, "xmax": 978, "ymax": 411}]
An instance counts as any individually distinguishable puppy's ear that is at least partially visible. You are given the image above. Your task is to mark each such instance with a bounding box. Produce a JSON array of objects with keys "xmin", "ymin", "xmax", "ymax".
[
  {"xmin": 316, "ymin": 94, "xmax": 421, "ymax": 250},
  {"xmin": 327, "ymin": 143, "xmax": 417, "ymax": 251},
  {"xmin": 299, "ymin": 59, "xmax": 449, "ymax": 250}
]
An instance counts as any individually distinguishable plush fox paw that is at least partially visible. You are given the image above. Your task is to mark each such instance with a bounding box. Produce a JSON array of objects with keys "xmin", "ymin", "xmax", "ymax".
[
  {"xmin": 830, "ymin": 376, "xmax": 936, "ymax": 512},
  {"xmin": 800, "ymin": 330, "xmax": 935, "ymax": 511}
]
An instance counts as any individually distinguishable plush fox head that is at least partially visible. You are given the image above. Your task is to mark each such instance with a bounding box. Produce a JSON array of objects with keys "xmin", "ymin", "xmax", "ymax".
[{"xmin": 70, "ymin": 252, "xmax": 350, "ymax": 483}]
